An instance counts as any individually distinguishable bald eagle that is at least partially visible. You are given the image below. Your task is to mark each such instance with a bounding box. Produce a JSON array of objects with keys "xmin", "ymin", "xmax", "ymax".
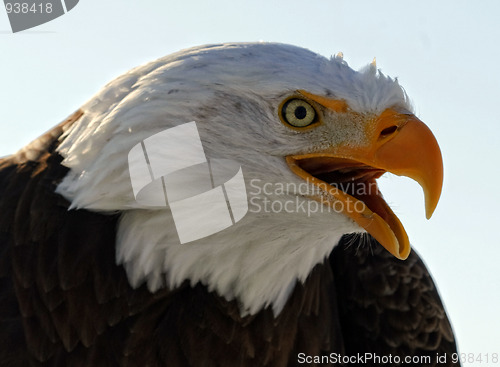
[{"xmin": 0, "ymin": 43, "xmax": 459, "ymax": 366}]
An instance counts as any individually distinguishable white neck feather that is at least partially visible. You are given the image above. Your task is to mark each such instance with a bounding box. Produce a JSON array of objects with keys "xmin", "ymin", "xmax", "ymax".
[{"xmin": 115, "ymin": 188, "xmax": 359, "ymax": 316}]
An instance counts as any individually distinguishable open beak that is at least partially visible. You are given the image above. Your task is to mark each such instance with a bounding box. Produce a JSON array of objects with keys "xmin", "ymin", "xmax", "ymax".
[{"xmin": 286, "ymin": 96, "xmax": 443, "ymax": 260}]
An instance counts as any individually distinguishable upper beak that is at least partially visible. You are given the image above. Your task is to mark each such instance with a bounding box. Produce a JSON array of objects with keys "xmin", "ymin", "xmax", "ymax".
[{"xmin": 286, "ymin": 103, "xmax": 443, "ymax": 260}]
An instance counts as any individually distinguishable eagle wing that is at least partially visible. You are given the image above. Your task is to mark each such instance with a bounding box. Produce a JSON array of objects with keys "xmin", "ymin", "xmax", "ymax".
[{"xmin": 331, "ymin": 234, "xmax": 460, "ymax": 366}]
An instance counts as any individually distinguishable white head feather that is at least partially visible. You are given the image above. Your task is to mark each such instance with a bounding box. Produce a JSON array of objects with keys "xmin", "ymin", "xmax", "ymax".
[{"xmin": 56, "ymin": 42, "xmax": 411, "ymax": 315}]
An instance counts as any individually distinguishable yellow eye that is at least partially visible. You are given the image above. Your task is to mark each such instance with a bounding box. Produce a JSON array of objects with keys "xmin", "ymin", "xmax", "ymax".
[{"xmin": 280, "ymin": 98, "xmax": 318, "ymax": 128}]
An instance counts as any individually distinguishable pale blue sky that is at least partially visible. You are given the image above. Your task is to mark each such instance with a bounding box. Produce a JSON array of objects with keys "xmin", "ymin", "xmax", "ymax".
[{"xmin": 1, "ymin": 0, "xmax": 499, "ymax": 358}]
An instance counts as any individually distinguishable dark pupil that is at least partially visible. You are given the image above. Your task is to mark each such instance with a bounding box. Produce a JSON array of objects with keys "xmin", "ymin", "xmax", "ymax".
[{"xmin": 294, "ymin": 106, "xmax": 307, "ymax": 120}]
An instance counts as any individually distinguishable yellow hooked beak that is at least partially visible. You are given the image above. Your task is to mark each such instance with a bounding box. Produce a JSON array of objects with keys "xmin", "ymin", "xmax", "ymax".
[{"xmin": 286, "ymin": 91, "xmax": 443, "ymax": 260}]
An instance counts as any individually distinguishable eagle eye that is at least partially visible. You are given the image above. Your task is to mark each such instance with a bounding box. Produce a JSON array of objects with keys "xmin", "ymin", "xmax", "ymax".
[{"xmin": 280, "ymin": 98, "xmax": 318, "ymax": 128}]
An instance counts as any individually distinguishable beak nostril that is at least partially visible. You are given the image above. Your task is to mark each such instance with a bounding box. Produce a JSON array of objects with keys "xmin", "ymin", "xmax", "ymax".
[{"xmin": 380, "ymin": 125, "xmax": 398, "ymax": 138}]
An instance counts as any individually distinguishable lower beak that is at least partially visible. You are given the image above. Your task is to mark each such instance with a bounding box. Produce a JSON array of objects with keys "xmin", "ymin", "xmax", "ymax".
[{"xmin": 286, "ymin": 108, "xmax": 443, "ymax": 260}]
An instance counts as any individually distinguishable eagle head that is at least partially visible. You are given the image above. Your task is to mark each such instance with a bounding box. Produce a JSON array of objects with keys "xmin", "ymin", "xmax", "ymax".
[{"xmin": 55, "ymin": 43, "xmax": 443, "ymax": 315}]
